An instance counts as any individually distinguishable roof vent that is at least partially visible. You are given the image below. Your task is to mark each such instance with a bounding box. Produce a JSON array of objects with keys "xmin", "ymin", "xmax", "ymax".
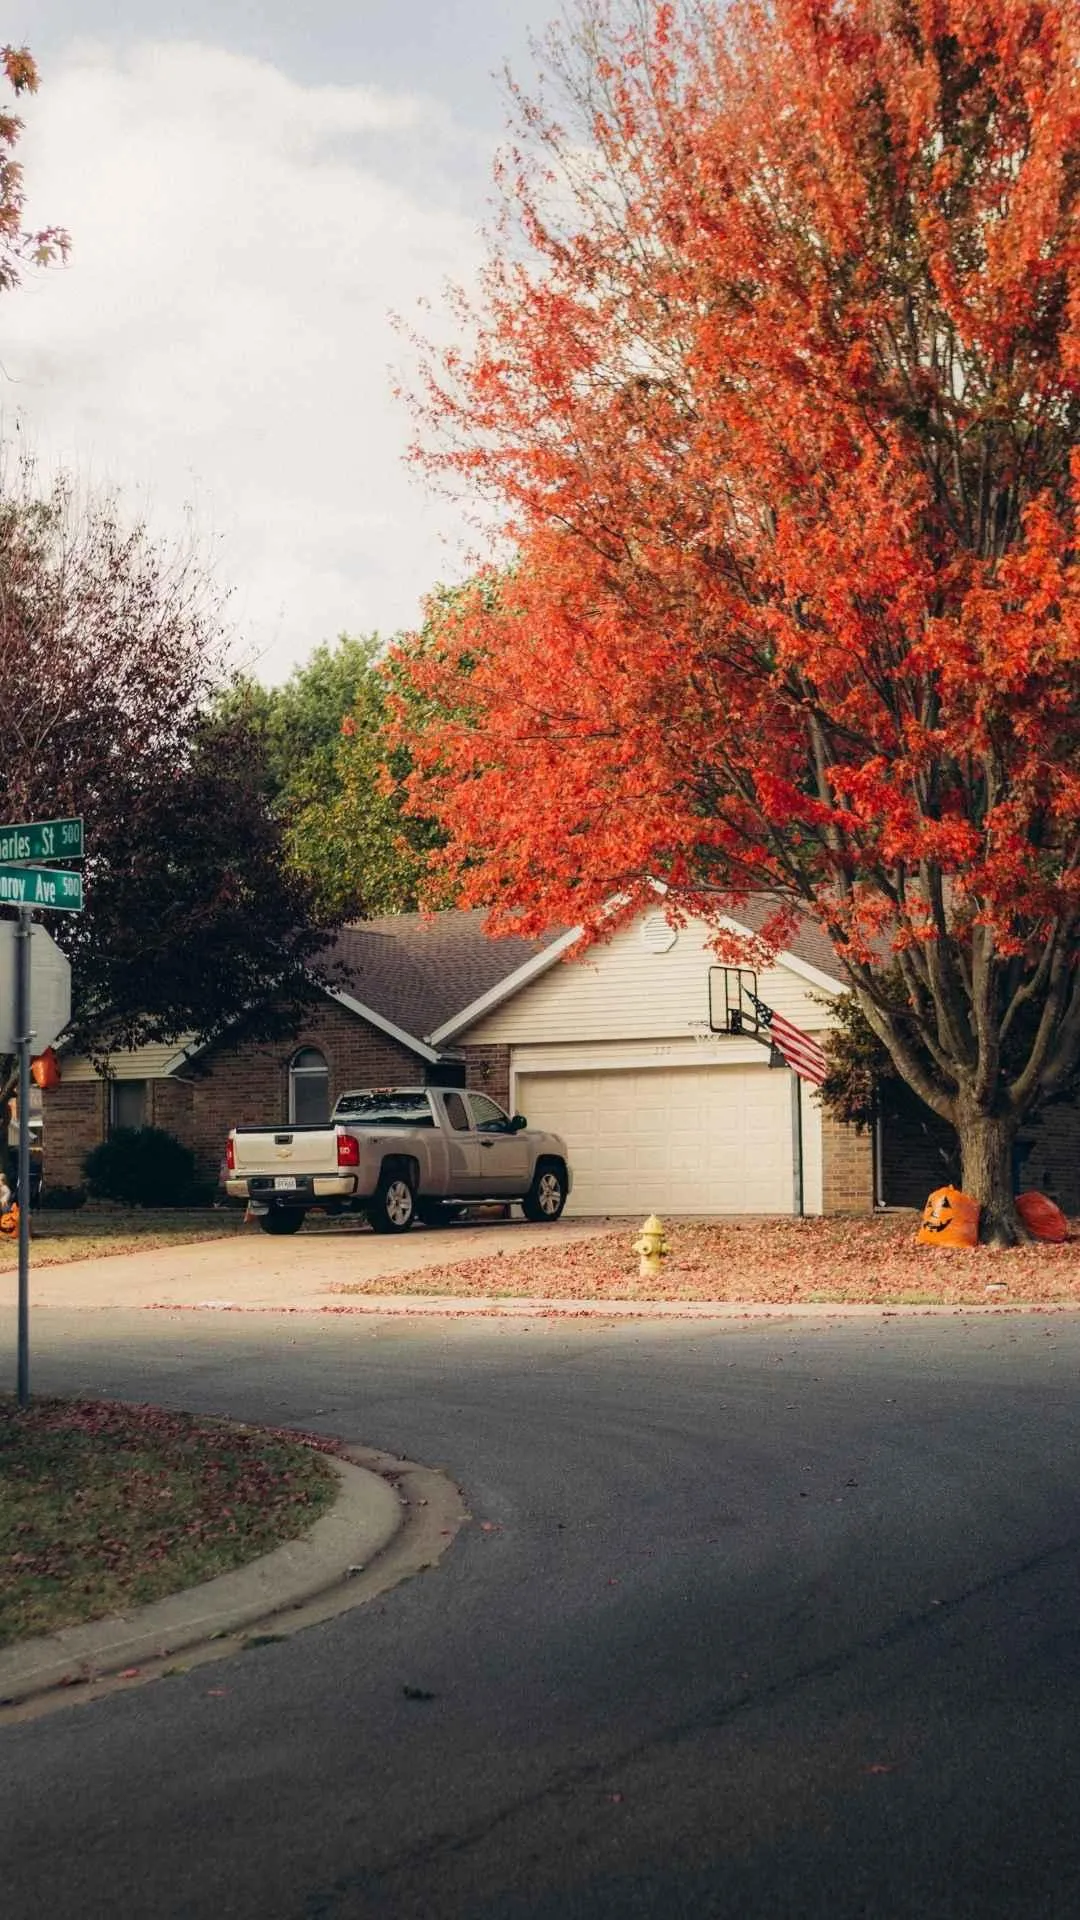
[{"xmin": 640, "ymin": 912, "xmax": 677, "ymax": 954}]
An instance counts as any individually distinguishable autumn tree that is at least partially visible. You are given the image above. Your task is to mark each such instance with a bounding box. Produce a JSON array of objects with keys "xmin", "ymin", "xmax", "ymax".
[
  {"xmin": 216, "ymin": 628, "xmax": 445, "ymax": 920},
  {"xmin": 399, "ymin": 0, "xmax": 1080, "ymax": 1241},
  {"xmin": 0, "ymin": 46, "xmax": 67, "ymax": 291},
  {"xmin": 0, "ymin": 468, "xmax": 335, "ymax": 1058}
]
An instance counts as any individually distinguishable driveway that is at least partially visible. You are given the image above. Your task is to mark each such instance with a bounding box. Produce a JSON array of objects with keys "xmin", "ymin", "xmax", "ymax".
[
  {"xmin": 3, "ymin": 1308, "xmax": 1080, "ymax": 1918},
  {"xmin": 22, "ymin": 1215, "xmax": 619, "ymax": 1312}
]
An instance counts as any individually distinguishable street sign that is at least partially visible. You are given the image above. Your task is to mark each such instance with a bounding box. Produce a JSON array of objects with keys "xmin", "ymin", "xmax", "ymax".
[
  {"xmin": 0, "ymin": 922, "xmax": 72, "ymax": 1052},
  {"xmin": 0, "ymin": 816, "xmax": 83, "ymax": 863},
  {"xmin": 0, "ymin": 864, "xmax": 83, "ymax": 912},
  {"xmin": 0, "ymin": 812, "xmax": 86, "ymax": 1405}
]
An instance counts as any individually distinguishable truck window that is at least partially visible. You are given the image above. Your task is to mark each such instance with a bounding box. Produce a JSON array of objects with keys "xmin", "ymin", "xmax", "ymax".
[
  {"xmin": 443, "ymin": 1091, "xmax": 470, "ymax": 1132},
  {"xmin": 467, "ymin": 1094, "xmax": 512, "ymax": 1133},
  {"xmin": 332, "ymin": 1092, "xmax": 435, "ymax": 1126}
]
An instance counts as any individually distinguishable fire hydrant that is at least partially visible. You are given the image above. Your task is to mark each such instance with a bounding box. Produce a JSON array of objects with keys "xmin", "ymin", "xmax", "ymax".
[{"xmin": 632, "ymin": 1213, "xmax": 668, "ymax": 1281}]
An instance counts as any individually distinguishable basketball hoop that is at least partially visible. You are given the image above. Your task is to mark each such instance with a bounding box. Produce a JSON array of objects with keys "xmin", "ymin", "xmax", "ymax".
[{"xmin": 708, "ymin": 967, "xmax": 760, "ymax": 1035}]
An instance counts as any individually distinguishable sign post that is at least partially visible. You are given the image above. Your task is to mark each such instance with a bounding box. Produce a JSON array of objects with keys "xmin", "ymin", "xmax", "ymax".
[
  {"xmin": 14, "ymin": 909, "xmax": 30, "ymax": 1404},
  {"xmin": 1, "ymin": 816, "xmax": 84, "ymax": 1406}
]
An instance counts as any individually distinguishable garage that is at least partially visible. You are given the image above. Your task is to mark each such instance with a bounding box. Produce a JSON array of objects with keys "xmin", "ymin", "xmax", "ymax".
[{"xmin": 514, "ymin": 1063, "xmax": 798, "ymax": 1216}]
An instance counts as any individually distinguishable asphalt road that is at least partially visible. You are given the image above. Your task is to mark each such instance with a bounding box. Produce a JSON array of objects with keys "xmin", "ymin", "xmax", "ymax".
[{"xmin": 2, "ymin": 1306, "xmax": 1080, "ymax": 1918}]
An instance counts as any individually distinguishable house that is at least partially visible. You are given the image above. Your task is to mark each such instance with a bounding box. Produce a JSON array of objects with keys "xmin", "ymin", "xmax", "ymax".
[
  {"xmin": 45, "ymin": 902, "xmax": 867, "ymax": 1214},
  {"xmin": 45, "ymin": 901, "xmax": 1080, "ymax": 1216}
]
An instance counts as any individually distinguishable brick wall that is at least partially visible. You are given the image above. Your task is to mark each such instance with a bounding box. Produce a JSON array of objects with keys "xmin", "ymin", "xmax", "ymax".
[
  {"xmin": 460, "ymin": 1044, "xmax": 512, "ymax": 1109},
  {"xmin": 821, "ymin": 1109, "xmax": 875, "ymax": 1214},
  {"xmin": 42, "ymin": 1081, "xmax": 106, "ymax": 1188},
  {"xmin": 45, "ymin": 1002, "xmax": 427, "ymax": 1186}
]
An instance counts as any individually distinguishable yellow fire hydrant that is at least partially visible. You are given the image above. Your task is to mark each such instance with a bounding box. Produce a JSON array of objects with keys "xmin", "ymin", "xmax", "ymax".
[{"xmin": 632, "ymin": 1213, "xmax": 668, "ymax": 1281}]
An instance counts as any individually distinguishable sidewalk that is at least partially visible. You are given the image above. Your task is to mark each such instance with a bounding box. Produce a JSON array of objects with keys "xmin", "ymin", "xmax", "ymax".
[{"xmin": 19, "ymin": 1217, "xmax": 617, "ymax": 1313}]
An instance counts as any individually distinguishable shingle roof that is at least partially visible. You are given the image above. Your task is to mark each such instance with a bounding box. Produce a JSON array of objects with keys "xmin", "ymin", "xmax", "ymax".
[
  {"xmin": 713, "ymin": 895, "xmax": 848, "ymax": 984},
  {"xmin": 327, "ymin": 910, "xmax": 566, "ymax": 1045},
  {"xmin": 325, "ymin": 897, "xmax": 847, "ymax": 1053}
]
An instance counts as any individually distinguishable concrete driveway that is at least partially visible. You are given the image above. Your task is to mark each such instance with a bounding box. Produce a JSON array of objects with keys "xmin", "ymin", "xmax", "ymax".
[{"xmin": 22, "ymin": 1215, "xmax": 620, "ymax": 1313}]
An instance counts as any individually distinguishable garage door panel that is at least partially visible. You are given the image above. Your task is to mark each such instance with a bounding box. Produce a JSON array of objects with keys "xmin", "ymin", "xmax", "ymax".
[{"xmin": 516, "ymin": 1064, "xmax": 793, "ymax": 1216}]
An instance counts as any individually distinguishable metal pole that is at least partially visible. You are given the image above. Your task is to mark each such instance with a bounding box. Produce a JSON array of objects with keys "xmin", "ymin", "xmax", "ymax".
[
  {"xmin": 790, "ymin": 1068, "xmax": 804, "ymax": 1218},
  {"xmin": 15, "ymin": 906, "xmax": 32, "ymax": 1406}
]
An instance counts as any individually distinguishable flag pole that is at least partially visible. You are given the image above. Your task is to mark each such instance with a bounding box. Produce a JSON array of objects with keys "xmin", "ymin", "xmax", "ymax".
[{"xmin": 790, "ymin": 1069, "xmax": 804, "ymax": 1218}]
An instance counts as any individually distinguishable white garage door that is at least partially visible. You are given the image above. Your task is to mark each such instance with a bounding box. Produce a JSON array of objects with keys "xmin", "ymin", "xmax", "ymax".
[{"xmin": 515, "ymin": 1064, "xmax": 795, "ymax": 1216}]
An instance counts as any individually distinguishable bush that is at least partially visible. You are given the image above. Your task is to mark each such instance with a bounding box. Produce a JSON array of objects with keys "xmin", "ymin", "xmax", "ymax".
[
  {"xmin": 83, "ymin": 1128, "xmax": 198, "ymax": 1209},
  {"xmin": 36, "ymin": 1184, "xmax": 87, "ymax": 1211}
]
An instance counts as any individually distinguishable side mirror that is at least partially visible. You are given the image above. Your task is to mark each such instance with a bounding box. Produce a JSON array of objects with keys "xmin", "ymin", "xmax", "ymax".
[{"xmin": 511, "ymin": 1113, "xmax": 528, "ymax": 1132}]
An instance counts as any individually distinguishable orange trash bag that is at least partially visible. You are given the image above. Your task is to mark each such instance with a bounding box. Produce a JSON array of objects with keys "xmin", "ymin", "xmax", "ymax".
[
  {"xmin": 916, "ymin": 1185, "xmax": 981, "ymax": 1248},
  {"xmin": 31, "ymin": 1047, "xmax": 61, "ymax": 1090},
  {"xmin": 1016, "ymin": 1191, "xmax": 1068, "ymax": 1244}
]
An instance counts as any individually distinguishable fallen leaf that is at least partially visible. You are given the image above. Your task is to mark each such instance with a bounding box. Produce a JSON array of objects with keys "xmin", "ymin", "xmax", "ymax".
[{"xmin": 116, "ymin": 1667, "xmax": 142, "ymax": 1679}]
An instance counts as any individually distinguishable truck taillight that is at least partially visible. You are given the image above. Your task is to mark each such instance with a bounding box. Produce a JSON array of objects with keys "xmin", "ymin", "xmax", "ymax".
[
  {"xmin": 225, "ymin": 1137, "xmax": 235, "ymax": 1172},
  {"xmin": 337, "ymin": 1132, "xmax": 359, "ymax": 1167}
]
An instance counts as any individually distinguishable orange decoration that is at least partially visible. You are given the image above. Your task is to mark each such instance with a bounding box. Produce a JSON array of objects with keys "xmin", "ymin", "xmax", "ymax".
[
  {"xmin": 916, "ymin": 1186, "xmax": 981, "ymax": 1249},
  {"xmin": 1016, "ymin": 1191, "xmax": 1068, "ymax": 1243},
  {"xmin": 31, "ymin": 1046, "xmax": 61, "ymax": 1090},
  {"xmin": 0, "ymin": 1200, "xmax": 19, "ymax": 1239}
]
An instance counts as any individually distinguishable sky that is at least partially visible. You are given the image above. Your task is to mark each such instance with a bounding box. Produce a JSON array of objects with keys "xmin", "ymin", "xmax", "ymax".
[{"xmin": 2, "ymin": 2, "xmax": 552, "ymax": 681}]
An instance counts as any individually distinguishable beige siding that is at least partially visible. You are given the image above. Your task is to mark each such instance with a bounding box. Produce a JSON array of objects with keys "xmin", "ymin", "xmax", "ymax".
[
  {"xmin": 62, "ymin": 1038, "xmax": 196, "ymax": 1083},
  {"xmin": 465, "ymin": 914, "xmax": 839, "ymax": 1046}
]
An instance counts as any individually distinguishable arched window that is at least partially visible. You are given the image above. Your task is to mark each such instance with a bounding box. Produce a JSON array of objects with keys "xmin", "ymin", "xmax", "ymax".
[{"xmin": 289, "ymin": 1047, "xmax": 330, "ymax": 1126}]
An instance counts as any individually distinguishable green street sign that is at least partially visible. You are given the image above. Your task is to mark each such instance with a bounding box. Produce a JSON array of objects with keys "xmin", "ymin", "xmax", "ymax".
[
  {"xmin": 0, "ymin": 864, "xmax": 83, "ymax": 912},
  {"xmin": 0, "ymin": 817, "xmax": 83, "ymax": 864}
]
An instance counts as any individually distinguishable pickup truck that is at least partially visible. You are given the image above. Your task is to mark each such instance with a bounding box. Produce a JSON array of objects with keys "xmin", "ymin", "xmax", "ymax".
[{"xmin": 224, "ymin": 1086, "xmax": 572, "ymax": 1236}]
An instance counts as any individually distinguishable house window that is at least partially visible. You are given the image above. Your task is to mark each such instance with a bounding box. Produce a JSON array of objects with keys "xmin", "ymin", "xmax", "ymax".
[
  {"xmin": 110, "ymin": 1080, "xmax": 147, "ymax": 1132},
  {"xmin": 289, "ymin": 1047, "xmax": 330, "ymax": 1126}
]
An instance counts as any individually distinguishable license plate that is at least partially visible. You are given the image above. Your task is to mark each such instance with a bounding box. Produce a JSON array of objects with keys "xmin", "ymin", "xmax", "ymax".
[{"xmin": 273, "ymin": 1176, "xmax": 298, "ymax": 1191}]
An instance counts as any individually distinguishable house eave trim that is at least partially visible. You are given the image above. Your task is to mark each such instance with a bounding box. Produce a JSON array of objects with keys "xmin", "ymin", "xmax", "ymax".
[{"xmin": 328, "ymin": 990, "xmax": 443, "ymax": 1064}]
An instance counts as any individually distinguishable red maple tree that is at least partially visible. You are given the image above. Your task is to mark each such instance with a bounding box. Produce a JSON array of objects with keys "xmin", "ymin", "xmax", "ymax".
[
  {"xmin": 0, "ymin": 47, "xmax": 68, "ymax": 290},
  {"xmin": 399, "ymin": 0, "xmax": 1080, "ymax": 1241}
]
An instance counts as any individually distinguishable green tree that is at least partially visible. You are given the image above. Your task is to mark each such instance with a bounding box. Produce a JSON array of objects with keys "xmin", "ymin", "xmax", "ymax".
[{"xmin": 216, "ymin": 628, "xmax": 445, "ymax": 920}]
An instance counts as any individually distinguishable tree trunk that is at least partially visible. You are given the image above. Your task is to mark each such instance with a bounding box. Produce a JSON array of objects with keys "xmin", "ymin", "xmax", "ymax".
[{"xmin": 955, "ymin": 1108, "xmax": 1024, "ymax": 1246}]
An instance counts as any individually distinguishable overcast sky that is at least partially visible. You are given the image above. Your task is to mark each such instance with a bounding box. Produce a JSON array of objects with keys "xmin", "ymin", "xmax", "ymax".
[{"xmin": 3, "ymin": 2, "xmax": 551, "ymax": 681}]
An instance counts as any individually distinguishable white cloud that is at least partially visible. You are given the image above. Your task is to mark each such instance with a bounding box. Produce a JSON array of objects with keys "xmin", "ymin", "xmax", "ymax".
[{"xmin": 2, "ymin": 40, "xmax": 490, "ymax": 679}]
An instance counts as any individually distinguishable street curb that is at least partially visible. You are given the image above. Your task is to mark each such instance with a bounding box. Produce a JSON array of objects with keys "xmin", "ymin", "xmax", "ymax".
[
  {"xmin": 0, "ymin": 1454, "xmax": 402, "ymax": 1708},
  {"xmin": 143, "ymin": 1295, "xmax": 1080, "ymax": 1320}
]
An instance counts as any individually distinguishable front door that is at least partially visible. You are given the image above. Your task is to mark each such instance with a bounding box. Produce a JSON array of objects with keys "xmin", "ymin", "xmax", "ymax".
[{"xmin": 467, "ymin": 1093, "xmax": 530, "ymax": 1196}]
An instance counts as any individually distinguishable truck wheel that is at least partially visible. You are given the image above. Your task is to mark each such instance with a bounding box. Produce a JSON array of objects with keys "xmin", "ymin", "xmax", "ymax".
[
  {"xmin": 521, "ymin": 1161, "xmax": 567, "ymax": 1222},
  {"xmin": 259, "ymin": 1208, "xmax": 305, "ymax": 1235},
  {"xmin": 369, "ymin": 1171, "xmax": 417, "ymax": 1234}
]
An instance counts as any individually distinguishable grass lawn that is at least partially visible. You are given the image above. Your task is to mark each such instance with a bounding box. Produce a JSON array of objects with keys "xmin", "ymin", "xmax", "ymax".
[
  {"xmin": 0, "ymin": 1398, "xmax": 338, "ymax": 1648},
  {"xmin": 0, "ymin": 1212, "xmax": 244, "ymax": 1269},
  {"xmin": 331, "ymin": 1214, "xmax": 1080, "ymax": 1306}
]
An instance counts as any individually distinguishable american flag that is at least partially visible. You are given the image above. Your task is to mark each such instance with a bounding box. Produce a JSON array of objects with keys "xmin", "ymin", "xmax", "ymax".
[{"xmin": 746, "ymin": 991, "xmax": 829, "ymax": 1087}]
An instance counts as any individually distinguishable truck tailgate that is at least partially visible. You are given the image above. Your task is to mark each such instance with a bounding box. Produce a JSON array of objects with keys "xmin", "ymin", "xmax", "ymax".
[{"xmin": 230, "ymin": 1126, "xmax": 339, "ymax": 1177}]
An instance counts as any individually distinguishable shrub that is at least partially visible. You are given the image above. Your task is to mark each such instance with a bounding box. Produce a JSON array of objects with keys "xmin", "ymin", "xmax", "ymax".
[
  {"xmin": 83, "ymin": 1127, "xmax": 197, "ymax": 1209},
  {"xmin": 36, "ymin": 1184, "xmax": 87, "ymax": 1211}
]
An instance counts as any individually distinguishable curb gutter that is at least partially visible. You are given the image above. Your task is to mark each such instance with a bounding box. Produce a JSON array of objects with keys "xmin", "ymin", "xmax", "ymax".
[
  {"xmin": 146, "ymin": 1294, "xmax": 1080, "ymax": 1320},
  {"xmin": 0, "ymin": 1454, "xmax": 404, "ymax": 1709}
]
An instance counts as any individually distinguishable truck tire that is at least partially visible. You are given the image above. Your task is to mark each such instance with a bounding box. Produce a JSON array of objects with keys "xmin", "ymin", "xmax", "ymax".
[
  {"xmin": 259, "ymin": 1208, "xmax": 305, "ymax": 1235},
  {"xmin": 521, "ymin": 1160, "xmax": 568, "ymax": 1222},
  {"xmin": 369, "ymin": 1169, "xmax": 417, "ymax": 1234}
]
